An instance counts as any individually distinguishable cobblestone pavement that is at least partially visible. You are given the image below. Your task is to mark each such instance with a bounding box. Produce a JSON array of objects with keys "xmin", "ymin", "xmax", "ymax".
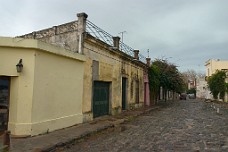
[{"xmin": 59, "ymin": 99, "xmax": 228, "ymax": 152}]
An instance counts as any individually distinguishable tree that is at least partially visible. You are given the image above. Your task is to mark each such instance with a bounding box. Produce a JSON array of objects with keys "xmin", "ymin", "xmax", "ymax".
[
  {"xmin": 182, "ymin": 69, "xmax": 197, "ymax": 82},
  {"xmin": 207, "ymin": 70, "xmax": 226, "ymax": 99},
  {"xmin": 182, "ymin": 69, "xmax": 205, "ymax": 88},
  {"xmin": 149, "ymin": 59, "xmax": 185, "ymax": 101},
  {"xmin": 148, "ymin": 64, "xmax": 160, "ymax": 103},
  {"xmin": 182, "ymin": 69, "xmax": 205, "ymax": 79}
]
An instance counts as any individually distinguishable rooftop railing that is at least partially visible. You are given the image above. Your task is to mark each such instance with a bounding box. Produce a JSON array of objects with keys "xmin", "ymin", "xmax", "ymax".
[{"xmin": 86, "ymin": 20, "xmax": 146, "ymax": 63}]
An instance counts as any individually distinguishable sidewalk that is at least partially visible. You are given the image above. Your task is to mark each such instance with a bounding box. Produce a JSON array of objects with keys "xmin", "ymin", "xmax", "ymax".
[{"xmin": 1, "ymin": 106, "xmax": 159, "ymax": 152}]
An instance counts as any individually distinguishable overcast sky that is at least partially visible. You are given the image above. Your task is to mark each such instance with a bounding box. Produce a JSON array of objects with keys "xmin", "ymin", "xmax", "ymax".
[{"xmin": 1, "ymin": 0, "xmax": 228, "ymax": 73}]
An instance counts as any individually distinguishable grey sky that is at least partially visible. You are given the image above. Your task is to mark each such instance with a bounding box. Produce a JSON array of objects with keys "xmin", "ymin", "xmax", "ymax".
[{"xmin": 1, "ymin": 0, "xmax": 228, "ymax": 73}]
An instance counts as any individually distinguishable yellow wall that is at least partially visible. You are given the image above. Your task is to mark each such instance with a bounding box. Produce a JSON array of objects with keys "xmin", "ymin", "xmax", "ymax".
[
  {"xmin": 31, "ymin": 50, "xmax": 84, "ymax": 135},
  {"xmin": 0, "ymin": 47, "xmax": 35, "ymax": 135},
  {"xmin": 205, "ymin": 59, "xmax": 228, "ymax": 76},
  {"xmin": 0, "ymin": 37, "xmax": 85, "ymax": 136}
]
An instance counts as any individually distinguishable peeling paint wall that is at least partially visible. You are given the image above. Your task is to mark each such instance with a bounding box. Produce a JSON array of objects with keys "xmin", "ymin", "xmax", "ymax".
[
  {"xmin": 83, "ymin": 36, "xmax": 145, "ymax": 121},
  {"xmin": 20, "ymin": 21, "xmax": 79, "ymax": 52}
]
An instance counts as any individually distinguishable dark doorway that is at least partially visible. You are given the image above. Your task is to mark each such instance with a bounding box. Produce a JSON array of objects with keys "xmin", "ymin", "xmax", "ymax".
[
  {"xmin": 93, "ymin": 81, "xmax": 110, "ymax": 118},
  {"xmin": 0, "ymin": 77, "xmax": 10, "ymax": 134},
  {"xmin": 122, "ymin": 78, "xmax": 127, "ymax": 110},
  {"xmin": 144, "ymin": 82, "xmax": 146, "ymax": 105},
  {"xmin": 135, "ymin": 80, "xmax": 139, "ymax": 104}
]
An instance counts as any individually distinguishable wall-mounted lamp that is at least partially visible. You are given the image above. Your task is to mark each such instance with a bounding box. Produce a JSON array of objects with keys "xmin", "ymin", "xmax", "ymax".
[{"xmin": 16, "ymin": 59, "xmax": 23, "ymax": 73}]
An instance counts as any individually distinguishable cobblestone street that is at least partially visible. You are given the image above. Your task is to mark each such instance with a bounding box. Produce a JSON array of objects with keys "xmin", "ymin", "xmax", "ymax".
[{"xmin": 60, "ymin": 100, "xmax": 228, "ymax": 152}]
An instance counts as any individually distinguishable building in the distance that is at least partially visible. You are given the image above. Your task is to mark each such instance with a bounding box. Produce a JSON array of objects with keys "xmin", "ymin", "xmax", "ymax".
[
  {"xmin": 196, "ymin": 77, "xmax": 207, "ymax": 99},
  {"xmin": 205, "ymin": 59, "xmax": 228, "ymax": 77},
  {"xmin": 205, "ymin": 59, "xmax": 228, "ymax": 101},
  {"xmin": 188, "ymin": 79, "xmax": 196, "ymax": 90}
]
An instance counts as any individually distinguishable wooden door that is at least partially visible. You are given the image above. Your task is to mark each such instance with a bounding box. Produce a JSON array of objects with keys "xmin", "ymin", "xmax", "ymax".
[
  {"xmin": 0, "ymin": 77, "xmax": 10, "ymax": 133},
  {"xmin": 93, "ymin": 81, "xmax": 110, "ymax": 118}
]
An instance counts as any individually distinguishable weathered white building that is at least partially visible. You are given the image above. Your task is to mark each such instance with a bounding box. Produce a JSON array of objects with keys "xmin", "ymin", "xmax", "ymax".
[{"xmin": 196, "ymin": 77, "xmax": 207, "ymax": 99}]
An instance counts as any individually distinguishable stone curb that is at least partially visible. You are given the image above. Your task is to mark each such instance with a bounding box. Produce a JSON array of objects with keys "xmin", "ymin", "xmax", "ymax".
[
  {"xmin": 37, "ymin": 106, "xmax": 160, "ymax": 152},
  {"xmin": 39, "ymin": 123, "xmax": 114, "ymax": 152}
]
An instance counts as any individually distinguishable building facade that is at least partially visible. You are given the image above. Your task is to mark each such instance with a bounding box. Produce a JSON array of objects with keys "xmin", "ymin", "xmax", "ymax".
[
  {"xmin": 196, "ymin": 77, "xmax": 207, "ymax": 99},
  {"xmin": 20, "ymin": 13, "xmax": 151, "ymax": 122},
  {"xmin": 205, "ymin": 59, "xmax": 228, "ymax": 101},
  {"xmin": 205, "ymin": 59, "xmax": 228, "ymax": 77},
  {"xmin": 0, "ymin": 37, "xmax": 85, "ymax": 136}
]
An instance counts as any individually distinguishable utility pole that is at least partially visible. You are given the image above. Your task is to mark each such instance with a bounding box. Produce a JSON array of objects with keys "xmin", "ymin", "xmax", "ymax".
[{"xmin": 118, "ymin": 31, "xmax": 127, "ymax": 51}]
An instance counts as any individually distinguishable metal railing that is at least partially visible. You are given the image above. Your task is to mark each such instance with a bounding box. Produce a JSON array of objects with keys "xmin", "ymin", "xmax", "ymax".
[
  {"xmin": 86, "ymin": 20, "xmax": 114, "ymax": 46},
  {"xmin": 86, "ymin": 20, "xmax": 146, "ymax": 63}
]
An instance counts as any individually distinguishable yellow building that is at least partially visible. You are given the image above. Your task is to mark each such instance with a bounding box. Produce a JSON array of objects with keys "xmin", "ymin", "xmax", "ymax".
[
  {"xmin": 205, "ymin": 59, "xmax": 228, "ymax": 77},
  {"xmin": 0, "ymin": 37, "xmax": 85, "ymax": 136},
  {"xmin": 205, "ymin": 59, "xmax": 228, "ymax": 101},
  {"xmin": 20, "ymin": 12, "xmax": 151, "ymax": 122}
]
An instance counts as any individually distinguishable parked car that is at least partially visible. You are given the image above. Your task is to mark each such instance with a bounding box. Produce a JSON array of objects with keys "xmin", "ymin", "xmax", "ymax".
[
  {"xmin": 188, "ymin": 93, "xmax": 195, "ymax": 99},
  {"xmin": 180, "ymin": 93, "xmax": 187, "ymax": 100}
]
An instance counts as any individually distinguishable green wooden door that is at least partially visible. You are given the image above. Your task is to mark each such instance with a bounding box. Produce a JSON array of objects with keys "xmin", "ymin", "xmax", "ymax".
[{"xmin": 93, "ymin": 81, "xmax": 110, "ymax": 118}]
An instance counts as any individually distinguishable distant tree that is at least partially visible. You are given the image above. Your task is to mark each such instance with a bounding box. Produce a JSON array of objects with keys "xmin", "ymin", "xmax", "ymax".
[
  {"xmin": 148, "ymin": 64, "xmax": 160, "ymax": 103},
  {"xmin": 181, "ymin": 69, "xmax": 205, "ymax": 94},
  {"xmin": 182, "ymin": 69, "xmax": 197, "ymax": 81},
  {"xmin": 150, "ymin": 59, "xmax": 185, "ymax": 101},
  {"xmin": 207, "ymin": 70, "xmax": 226, "ymax": 99},
  {"xmin": 182, "ymin": 69, "xmax": 205, "ymax": 84},
  {"xmin": 174, "ymin": 74, "xmax": 186, "ymax": 94}
]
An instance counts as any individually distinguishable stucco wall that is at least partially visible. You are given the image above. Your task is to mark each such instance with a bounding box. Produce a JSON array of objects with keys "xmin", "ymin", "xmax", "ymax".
[
  {"xmin": 82, "ymin": 37, "xmax": 145, "ymax": 121},
  {"xmin": 0, "ymin": 47, "xmax": 35, "ymax": 135},
  {"xmin": 0, "ymin": 37, "xmax": 85, "ymax": 136},
  {"xmin": 31, "ymin": 50, "xmax": 84, "ymax": 136},
  {"xmin": 196, "ymin": 78, "xmax": 207, "ymax": 99},
  {"xmin": 205, "ymin": 59, "xmax": 228, "ymax": 76},
  {"xmin": 20, "ymin": 21, "xmax": 79, "ymax": 52}
]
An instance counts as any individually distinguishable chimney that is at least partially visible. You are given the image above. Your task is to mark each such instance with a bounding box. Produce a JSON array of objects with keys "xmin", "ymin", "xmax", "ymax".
[
  {"xmin": 53, "ymin": 26, "xmax": 58, "ymax": 35},
  {"xmin": 77, "ymin": 12, "xmax": 88, "ymax": 54},
  {"xmin": 134, "ymin": 50, "xmax": 139, "ymax": 60},
  {"xmin": 146, "ymin": 58, "xmax": 151, "ymax": 66},
  {"xmin": 32, "ymin": 32, "xmax": 36, "ymax": 39},
  {"xmin": 112, "ymin": 36, "xmax": 120, "ymax": 50}
]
